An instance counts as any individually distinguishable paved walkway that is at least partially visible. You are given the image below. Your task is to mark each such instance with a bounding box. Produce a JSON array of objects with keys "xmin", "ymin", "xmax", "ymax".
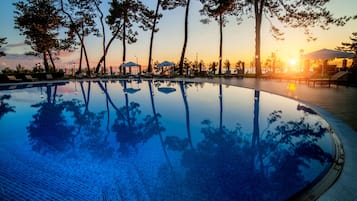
[{"xmin": 190, "ymin": 77, "xmax": 357, "ymax": 201}]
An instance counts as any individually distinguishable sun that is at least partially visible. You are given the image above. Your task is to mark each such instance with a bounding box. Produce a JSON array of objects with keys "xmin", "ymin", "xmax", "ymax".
[{"xmin": 288, "ymin": 58, "xmax": 298, "ymax": 67}]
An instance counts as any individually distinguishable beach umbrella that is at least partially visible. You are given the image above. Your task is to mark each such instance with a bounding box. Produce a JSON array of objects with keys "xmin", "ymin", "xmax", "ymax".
[
  {"xmin": 158, "ymin": 87, "xmax": 176, "ymax": 94},
  {"xmin": 303, "ymin": 48, "xmax": 355, "ymax": 60},
  {"xmin": 157, "ymin": 61, "xmax": 175, "ymax": 68}
]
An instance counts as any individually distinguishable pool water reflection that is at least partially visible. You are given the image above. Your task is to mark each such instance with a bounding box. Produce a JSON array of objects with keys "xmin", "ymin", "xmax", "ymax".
[{"xmin": 0, "ymin": 80, "xmax": 335, "ymax": 201}]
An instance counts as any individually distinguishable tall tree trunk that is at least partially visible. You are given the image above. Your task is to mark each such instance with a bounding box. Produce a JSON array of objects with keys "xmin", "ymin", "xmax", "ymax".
[
  {"xmin": 43, "ymin": 52, "xmax": 49, "ymax": 72},
  {"xmin": 95, "ymin": 28, "xmax": 121, "ymax": 73},
  {"xmin": 254, "ymin": 0, "xmax": 264, "ymax": 77},
  {"xmin": 95, "ymin": 2, "xmax": 106, "ymax": 74},
  {"xmin": 122, "ymin": 11, "xmax": 127, "ymax": 75},
  {"xmin": 179, "ymin": 0, "xmax": 191, "ymax": 76},
  {"xmin": 148, "ymin": 0, "xmax": 161, "ymax": 73},
  {"xmin": 81, "ymin": 21, "xmax": 91, "ymax": 76},
  {"xmin": 219, "ymin": 14, "xmax": 223, "ymax": 75},
  {"xmin": 79, "ymin": 43, "xmax": 83, "ymax": 73},
  {"xmin": 47, "ymin": 50, "xmax": 56, "ymax": 72}
]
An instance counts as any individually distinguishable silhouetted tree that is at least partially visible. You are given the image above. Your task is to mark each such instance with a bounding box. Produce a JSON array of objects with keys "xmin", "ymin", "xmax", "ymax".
[
  {"xmin": 147, "ymin": 0, "xmax": 163, "ymax": 73},
  {"xmin": 337, "ymin": 32, "xmax": 357, "ymax": 67},
  {"xmin": 107, "ymin": 0, "xmax": 155, "ymax": 74},
  {"xmin": 0, "ymin": 37, "xmax": 7, "ymax": 57},
  {"xmin": 224, "ymin": 59, "xmax": 231, "ymax": 72},
  {"xmin": 200, "ymin": 0, "xmax": 240, "ymax": 75},
  {"xmin": 209, "ymin": 61, "xmax": 217, "ymax": 74},
  {"xmin": 59, "ymin": 0, "xmax": 99, "ymax": 75},
  {"xmin": 178, "ymin": 0, "xmax": 191, "ymax": 75},
  {"xmin": 147, "ymin": 0, "xmax": 185, "ymax": 73},
  {"xmin": 243, "ymin": 0, "xmax": 351, "ymax": 77},
  {"xmin": 94, "ymin": 0, "xmax": 107, "ymax": 74},
  {"xmin": 13, "ymin": 0, "xmax": 65, "ymax": 72},
  {"xmin": 265, "ymin": 52, "xmax": 281, "ymax": 73}
]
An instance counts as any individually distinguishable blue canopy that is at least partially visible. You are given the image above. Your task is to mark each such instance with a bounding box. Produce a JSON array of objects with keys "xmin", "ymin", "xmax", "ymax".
[
  {"xmin": 122, "ymin": 61, "xmax": 140, "ymax": 67},
  {"xmin": 157, "ymin": 61, "xmax": 175, "ymax": 68}
]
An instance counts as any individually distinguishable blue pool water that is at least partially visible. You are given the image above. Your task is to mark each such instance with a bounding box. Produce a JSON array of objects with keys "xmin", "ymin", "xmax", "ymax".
[{"xmin": 0, "ymin": 79, "xmax": 336, "ymax": 200}]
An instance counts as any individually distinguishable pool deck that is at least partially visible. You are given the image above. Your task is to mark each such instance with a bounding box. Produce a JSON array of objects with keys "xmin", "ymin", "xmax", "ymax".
[{"xmin": 188, "ymin": 77, "xmax": 357, "ymax": 201}]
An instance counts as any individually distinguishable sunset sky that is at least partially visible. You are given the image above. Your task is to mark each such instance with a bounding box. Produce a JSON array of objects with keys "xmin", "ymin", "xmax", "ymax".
[{"xmin": 0, "ymin": 0, "xmax": 357, "ymax": 71}]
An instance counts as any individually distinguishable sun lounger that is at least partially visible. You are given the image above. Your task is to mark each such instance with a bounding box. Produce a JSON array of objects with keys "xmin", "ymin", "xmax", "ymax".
[
  {"xmin": 46, "ymin": 74, "xmax": 53, "ymax": 80},
  {"xmin": 237, "ymin": 69, "xmax": 244, "ymax": 79},
  {"xmin": 6, "ymin": 75, "xmax": 22, "ymax": 82},
  {"xmin": 308, "ymin": 71, "xmax": 350, "ymax": 87},
  {"xmin": 24, "ymin": 75, "xmax": 38, "ymax": 82},
  {"xmin": 224, "ymin": 70, "xmax": 232, "ymax": 78}
]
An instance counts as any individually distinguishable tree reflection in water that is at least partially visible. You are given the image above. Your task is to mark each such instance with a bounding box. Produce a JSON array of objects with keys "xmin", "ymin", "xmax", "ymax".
[
  {"xmin": 165, "ymin": 89, "xmax": 332, "ymax": 201},
  {"xmin": 27, "ymin": 84, "xmax": 114, "ymax": 159},
  {"xmin": 0, "ymin": 94, "xmax": 15, "ymax": 119},
  {"xmin": 27, "ymin": 86, "xmax": 75, "ymax": 154},
  {"xmin": 22, "ymin": 81, "xmax": 333, "ymax": 200},
  {"xmin": 112, "ymin": 80, "xmax": 164, "ymax": 156}
]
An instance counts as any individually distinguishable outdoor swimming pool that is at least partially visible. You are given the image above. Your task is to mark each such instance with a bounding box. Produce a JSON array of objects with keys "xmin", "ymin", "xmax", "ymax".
[{"xmin": 0, "ymin": 79, "xmax": 340, "ymax": 200}]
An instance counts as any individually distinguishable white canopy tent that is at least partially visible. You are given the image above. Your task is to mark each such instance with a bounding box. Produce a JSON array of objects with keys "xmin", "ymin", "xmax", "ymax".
[
  {"xmin": 303, "ymin": 48, "xmax": 355, "ymax": 60},
  {"xmin": 121, "ymin": 61, "xmax": 141, "ymax": 75},
  {"xmin": 303, "ymin": 49, "xmax": 355, "ymax": 76},
  {"xmin": 156, "ymin": 61, "xmax": 176, "ymax": 75}
]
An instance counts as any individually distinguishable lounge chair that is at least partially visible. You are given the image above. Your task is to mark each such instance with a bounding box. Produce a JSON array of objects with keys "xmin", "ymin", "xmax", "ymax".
[
  {"xmin": 24, "ymin": 75, "xmax": 38, "ymax": 82},
  {"xmin": 6, "ymin": 75, "xmax": 22, "ymax": 82},
  {"xmin": 224, "ymin": 70, "xmax": 233, "ymax": 78},
  {"xmin": 236, "ymin": 69, "xmax": 244, "ymax": 79},
  {"xmin": 307, "ymin": 71, "xmax": 350, "ymax": 87},
  {"xmin": 46, "ymin": 74, "xmax": 53, "ymax": 80}
]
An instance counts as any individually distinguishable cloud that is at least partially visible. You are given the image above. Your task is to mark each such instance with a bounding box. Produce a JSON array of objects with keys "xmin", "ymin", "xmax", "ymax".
[
  {"xmin": 0, "ymin": 53, "xmax": 40, "ymax": 69},
  {"xmin": 56, "ymin": 50, "xmax": 75, "ymax": 58},
  {"xmin": 0, "ymin": 53, "xmax": 77, "ymax": 69},
  {"xmin": 5, "ymin": 42, "xmax": 27, "ymax": 48},
  {"xmin": 5, "ymin": 53, "xmax": 39, "ymax": 60}
]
